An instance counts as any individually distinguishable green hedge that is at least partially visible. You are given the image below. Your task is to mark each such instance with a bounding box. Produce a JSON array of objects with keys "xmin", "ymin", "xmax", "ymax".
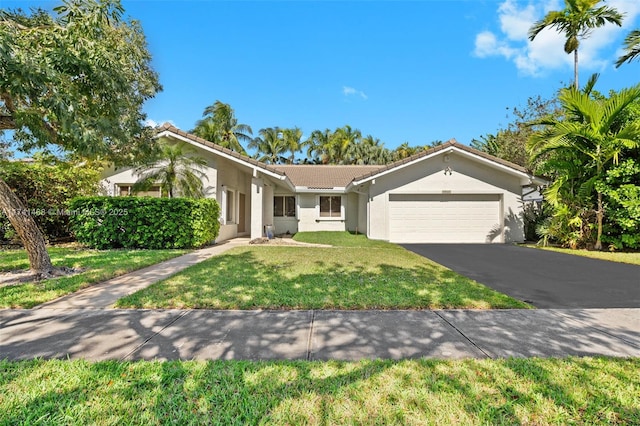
[{"xmin": 69, "ymin": 197, "xmax": 220, "ymax": 249}]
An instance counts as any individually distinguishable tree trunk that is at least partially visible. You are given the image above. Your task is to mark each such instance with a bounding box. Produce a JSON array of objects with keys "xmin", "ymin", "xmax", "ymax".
[
  {"xmin": 574, "ymin": 49, "xmax": 579, "ymax": 90},
  {"xmin": 595, "ymin": 190, "xmax": 603, "ymax": 251},
  {"xmin": 0, "ymin": 176, "xmax": 55, "ymax": 274}
]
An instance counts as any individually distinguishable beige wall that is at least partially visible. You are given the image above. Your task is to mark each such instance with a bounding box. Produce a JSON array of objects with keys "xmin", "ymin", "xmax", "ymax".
[
  {"xmin": 297, "ymin": 193, "xmax": 347, "ymax": 232},
  {"xmin": 367, "ymin": 152, "xmax": 525, "ymax": 242}
]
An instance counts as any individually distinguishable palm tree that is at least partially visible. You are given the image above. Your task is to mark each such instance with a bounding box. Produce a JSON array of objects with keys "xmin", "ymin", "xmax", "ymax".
[
  {"xmin": 528, "ymin": 0, "xmax": 623, "ymax": 89},
  {"xmin": 393, "ymin": 142, "xmax": 421, "ymax": 160},
  {"xmin": 331, "ymin": 125, "xmax": 362, "ymax": 164},
  {"xmin": 248, "ymin": 127, "xmax": 288, "ymax": 164},
  {"xmin": 282, "ymin": 127, "xmax": 303, "ymax": 164},
  {"xmin": 528, "ymin": 82, "xmax": 640, "ymax": 249},
  {"xmin": 305, "ymin": 128, "xmax": 334, "ymax": 164},
  {"xmin": 616, "ymin": 30, "xmax": 640, "ymax": 67},
  {"xmin": 351, "ymin": 135, "xmax": 392, "ymax": 164},
  {"xmin": 133, "ymin": 142, "xmax": 208, "ymax": 198},
  {"xmin": 192, "ymin": 101, "xmax": 252, "ymax": 154}
]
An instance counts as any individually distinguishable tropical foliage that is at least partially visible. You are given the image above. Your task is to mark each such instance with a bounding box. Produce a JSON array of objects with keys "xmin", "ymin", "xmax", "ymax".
[
  {"xmin": 0, "ymin": 156, "xmax": 101, "ymax": 243},
  {"xmin": 0, "ymin": 0, "xmax": 161, "ymax": 275},
  {"xmin": 133, "ymin": 142, "xmax": 208, "ymax": 198},
  {"xmin": 528, "ymin": 79, "xmax": 640, "ymax": 250},
  {"xmin": 616, "ymin": 29, "xmax": 640, "ymax": 67},
  {"xmin": 192, "ymin": 101, "xmax": 252, "ymax": 154},
  {"xmin": 528, "ymin": 0, "xmax": 623, "ymax": 89}
]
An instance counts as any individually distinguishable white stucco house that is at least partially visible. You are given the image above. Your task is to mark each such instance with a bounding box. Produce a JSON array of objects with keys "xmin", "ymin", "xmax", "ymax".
[{"xmin": 101, "ymin": 124, "xmax": 546, "ymax": 244}]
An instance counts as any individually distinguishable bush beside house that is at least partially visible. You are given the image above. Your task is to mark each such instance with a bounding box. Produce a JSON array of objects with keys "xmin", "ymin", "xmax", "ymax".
[
  {"xmin": 0, "ymin": 159, "xmax": 101, "ymax": 244},
  {"xmin": 69, "ymin": 197, "xmax": 220, "ymax": 249}
]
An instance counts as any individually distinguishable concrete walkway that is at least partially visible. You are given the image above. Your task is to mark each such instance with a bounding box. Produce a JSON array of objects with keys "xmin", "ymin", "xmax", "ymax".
[
  {"xmin": 34, "ymin": 238, "xmax": 251, "ymax": 310},
  {"xmin": 1, "ymin": 308, "xmax": 639, "ymax": 361},
  {"xmin": 1, "ymin": 238, "xmax": 639, "ymax": 361}
]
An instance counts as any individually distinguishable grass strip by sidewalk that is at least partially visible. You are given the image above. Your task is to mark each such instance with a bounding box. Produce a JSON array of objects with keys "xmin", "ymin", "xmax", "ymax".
[
  {"xmin": 117, "ymin": 233, "xmax": 529, "ymax": 309},
  {"xmin": 528, "ymin": 245, "xmax": 640, "ymax": 265},
  {"xmin": 0, "ymin": 248, "xmax": 187, "ymax": 308},
  {"xmin": 1, "ymin": 357, "xmax": 638, "ymax": 425}
]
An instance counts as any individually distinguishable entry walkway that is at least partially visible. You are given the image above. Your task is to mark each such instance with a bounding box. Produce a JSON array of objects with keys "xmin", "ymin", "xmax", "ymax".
[
  {"xmin": 34, "ymin": 238, "xmax": 250, "ymax": 310},
  {"xmin": 1, "ymin": 308, "xmax": 639, "ymax": 361}
]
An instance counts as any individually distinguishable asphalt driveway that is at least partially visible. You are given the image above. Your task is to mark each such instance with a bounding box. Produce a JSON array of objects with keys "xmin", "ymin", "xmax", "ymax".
[{"xmin": 401, "ymin": 244, "xmax": 640, "ymax": 309}]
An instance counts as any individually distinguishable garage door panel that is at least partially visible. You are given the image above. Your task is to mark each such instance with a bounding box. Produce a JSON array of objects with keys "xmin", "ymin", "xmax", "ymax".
[{"xmin": 388, "ymin": 194, "xmax": 501, "ymax": 243}]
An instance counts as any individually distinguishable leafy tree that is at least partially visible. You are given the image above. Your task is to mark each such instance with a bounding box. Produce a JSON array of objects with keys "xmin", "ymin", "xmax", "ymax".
[
  {"xmin": 616, "ymin": 29, "xmax": 640, "ymax": 68},
  {"xmin": 473, "ymin": 96, "xmax": 561, "ymax": 169},
  {"xmin": 393, "ymin": 142, "xmax": 423, "ymax": 160},
  {"xmin": 192, "ymin": 101, "xmax": 252, "ymax": 154},
  {"xmin": 528, "ymin": 0, "xmax": 623, "ymax": 89},
  {"xmin": 331, "ymin": 125, "xmax": 362, "ymax": 164},
  {"xmin": 282, "ymin": 127, "xmax": 303, "ymax": 164},
  {"xmin": 528, "ymin": 81, "xmax": 640, "ymax": 250},
  {"xmin": 0, "ymin": 156, "xmax": 101, "ymax": 243},
  {"xmin": 0, "ymin": 0, "xmax": 161, "ymax": 276},
  {"xmin": 351, "ymin": 135, "xmax": 392, "ymax": 165},
  {"xmin": 248, "ymin": 127, "xmax": 288, "ymax": 164},
  {"xmin": 305, "ymin": 128, "xmax": 334, "ymax": 164},
  {"xmin": 133, "ymin": 142, "xmax": 208, "ymax": 198}
]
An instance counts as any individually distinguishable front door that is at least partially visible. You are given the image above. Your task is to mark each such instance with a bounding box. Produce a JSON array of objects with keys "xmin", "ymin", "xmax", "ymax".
[{"xmin": 238, "ymin": 193, "xmax": 246, "ymax": 233}]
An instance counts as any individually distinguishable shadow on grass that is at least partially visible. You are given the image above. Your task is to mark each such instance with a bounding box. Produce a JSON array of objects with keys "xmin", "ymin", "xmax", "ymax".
[
  {"xmin": 116, "ymin": 248, "xmax": 526, "ymax": 310},
  {"xmin": 2, "ymin": 357, "xmax": 639, "ymax": 424}
]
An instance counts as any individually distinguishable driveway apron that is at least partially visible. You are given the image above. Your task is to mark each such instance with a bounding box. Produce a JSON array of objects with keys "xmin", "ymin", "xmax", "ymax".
[{"xmin": 402, "ymin": 244, "xmax": 640, "ymax": 309}]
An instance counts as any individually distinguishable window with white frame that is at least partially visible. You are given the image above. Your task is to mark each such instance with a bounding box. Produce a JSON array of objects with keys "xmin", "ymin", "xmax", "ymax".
[
  {"xmin": 319, "ymin": 195, "xmax": 341, "ymax": 218},
  {"xmin": 274, "ymin": 196, "xmax": 296, "ymax": 217},
  {"xmin": 226, "ymin": 189, "xmax": 235, "ymax": 223}
]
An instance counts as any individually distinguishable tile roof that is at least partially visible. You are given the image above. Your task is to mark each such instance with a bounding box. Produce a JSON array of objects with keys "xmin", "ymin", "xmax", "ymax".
[
  {"xmin": 351, "ymin": 139, "xmax": 531, "ymax": 182},
  {"xmin": 156, "ymin": 123, "xmax": 285, "ymax": 177},
  {"xmin": 272, "ymin": 165, "xmax": 383, "ymax": 189},
  {"xmin": 156, "ymin": 124, "xmax": 535, "ymax": 189}
]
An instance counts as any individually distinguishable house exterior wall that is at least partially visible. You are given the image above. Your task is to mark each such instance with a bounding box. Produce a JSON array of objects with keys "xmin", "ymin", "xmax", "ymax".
[
  {"xmin": 297, "ymin": 193, "xmax": 347, "ymax": 232},
  {"xmin": 367, "ymin": 152, "xmax": 525, "ymax": 242}
]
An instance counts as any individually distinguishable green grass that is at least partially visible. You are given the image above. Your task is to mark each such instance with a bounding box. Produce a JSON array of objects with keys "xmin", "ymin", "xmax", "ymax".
[
  {"xmin": 529, "ymin": 245, "xmax": 640, "ymax": 265},
  {"xmin": 117, "ymin": 234, "xmax": 528, "ymax": 309},
  {"xmin": 1, "ymin": 357, "xmax": 638, "ymax": 425},
  {"xmin": 0, "ymin": 247, "xmax": 187, "ymax": 308},
  {"xmin": 293, "ymin": 231, "xmax": 393, "ymax": 248}
]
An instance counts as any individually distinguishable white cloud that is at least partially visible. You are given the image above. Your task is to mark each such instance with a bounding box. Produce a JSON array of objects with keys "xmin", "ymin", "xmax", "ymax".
[
  {"xmin": 474, "ymin": 0, "xmax": 640, "ymax": 76},
  {"xmin": 343, "ymin": 86, "xmax": 368, "ymax": 100},
  {"xmin": 144, "ymin": 119, "xmax": 177, "ymax": 128}
]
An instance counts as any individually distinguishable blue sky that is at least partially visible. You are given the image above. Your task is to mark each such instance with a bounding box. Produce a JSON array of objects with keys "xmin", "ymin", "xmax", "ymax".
[{"xmin": 5, "ymin": 0, "xmax": 640, "ymax": 150}]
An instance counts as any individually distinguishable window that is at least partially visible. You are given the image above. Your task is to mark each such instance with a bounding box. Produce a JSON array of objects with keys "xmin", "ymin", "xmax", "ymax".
[
  {"xmin": 117, "ymin": 184, "xmax": 161, "ymax": 197},
  {"xmin": 274, "ymin": 196, "xmax": 296, "ymax": 217},
  {"xmin": 226, "ymin": 190, "xmax": 235, "ymax": 223},
  {"xmin": 319, "ymin": 196, "xmax": 341, "ymax": 218}
]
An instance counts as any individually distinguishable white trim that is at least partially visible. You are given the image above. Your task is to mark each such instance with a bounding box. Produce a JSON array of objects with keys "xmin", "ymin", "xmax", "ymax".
[
  {"xmin": 316, "ymin": 194, "xmax": 345, "ymax": 221},
  {"xmin": 156, "ymin": 130, "xmax": 289, "ymax": 182},
  {"xmin": 348, "ymin": 146, "xmax": 546, "ymax": 189}
]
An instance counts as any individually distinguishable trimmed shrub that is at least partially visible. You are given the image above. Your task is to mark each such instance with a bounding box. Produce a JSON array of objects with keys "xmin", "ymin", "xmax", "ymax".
[
  {"xmin": 69, "ymin": 197, "xmax": 220, "ymax": 249},
  {"xmin": 0, "ymin": 159, "xmax": 101, "ymax": 243}
]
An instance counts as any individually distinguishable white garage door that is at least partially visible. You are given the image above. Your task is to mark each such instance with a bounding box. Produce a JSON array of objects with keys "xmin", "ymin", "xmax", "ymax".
[{"xmin": 388, "ymin": 194, "xmax": 502, "ymax": 243}]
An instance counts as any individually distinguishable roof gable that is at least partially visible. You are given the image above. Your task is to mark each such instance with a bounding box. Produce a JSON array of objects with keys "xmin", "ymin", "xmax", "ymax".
[{"xmin": 350, "ymin": 140, "xmax": 544, "ymax": 187}]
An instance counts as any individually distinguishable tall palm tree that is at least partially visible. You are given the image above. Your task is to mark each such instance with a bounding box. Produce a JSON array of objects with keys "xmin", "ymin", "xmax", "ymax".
[
  {"xmin": 192, "ymin": 101, "xmax": 252, "ymax": 154},
  {"xmin": 351, "ymin": 135, "xmax": 392, "ymax": 165},
  {"xmin": 305, "ymin": 128, "xmax": 334, "ymax": 164},
  {"xmin": 248, "ymin": 127, "xmax": 288, "ymax": 164},
  {"xmin": 616, "ymin": 30, "xmax": 640, "ymax": 67},
  {"xmin": 282, "ymin": 127, "xmax": 303, "ymax": 164},
  {"xmin": 331, "ymin": 125, "xmax": 362, "ymax": 164},
  {"xmin": 528, "ymin": 82, "xmax": 640, "ymax": 249},
  {"xmin": 133, "ymin": 142, "xmax": 208, "ymax": 198},
  {"xmin": 528, "ymin": 0, "xmax": 623, "ymax": 89}
]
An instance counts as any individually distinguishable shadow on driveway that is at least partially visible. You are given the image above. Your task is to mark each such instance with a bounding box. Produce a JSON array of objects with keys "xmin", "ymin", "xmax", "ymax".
[{"xmin": 401, "ymin": 244, "xmax": 640, "ymax": 309}]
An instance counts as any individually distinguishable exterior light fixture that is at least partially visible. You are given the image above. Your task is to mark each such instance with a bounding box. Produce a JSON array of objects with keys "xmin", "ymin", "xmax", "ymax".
[{"xmin": 444, "ymin": 166, "xmax": 453, "ymax": 176}]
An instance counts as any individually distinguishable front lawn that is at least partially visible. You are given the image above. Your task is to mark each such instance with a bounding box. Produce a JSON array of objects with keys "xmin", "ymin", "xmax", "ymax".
[
  {"xmin": 1, "ymin": 357, "xmax": 638, "ymax": 425},
  {"xmin": 530, "ymin": 245, "xmax": 640, "ymax": 265},
  {"xmin": 0, "ymin": 247, "xmax": 187, "ymax": 308},
  {"xmin": 116, "ymin": 233, "xmax": 529, "ymax": 309}
]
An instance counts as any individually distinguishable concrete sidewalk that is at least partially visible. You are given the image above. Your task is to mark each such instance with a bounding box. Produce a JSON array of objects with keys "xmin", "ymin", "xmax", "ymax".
[
  {"xmin": 1, "ymin": 308, "xmax": 638, "ymax": 361},
  {"xmin": 34, "ymin": 238, "xmax": 250, "ymax": 310}
]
